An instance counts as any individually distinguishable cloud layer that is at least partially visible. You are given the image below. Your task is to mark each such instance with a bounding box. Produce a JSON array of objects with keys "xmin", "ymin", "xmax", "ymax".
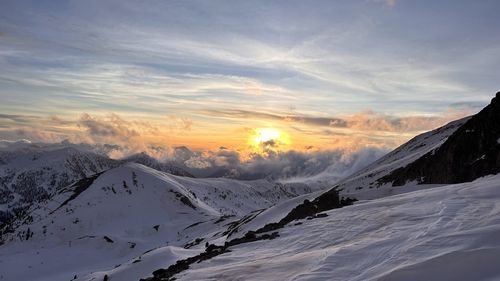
[
  {"xmin": 0, "ymin": 1, "xmax": 498, "ymax": 173},
  {"xmin": 0, "ymin": 139, "xmax": 387, "ymax": 188},
  {"xmin": 0, "ymin": 106, "xmax": 472, "ymax": 160}
]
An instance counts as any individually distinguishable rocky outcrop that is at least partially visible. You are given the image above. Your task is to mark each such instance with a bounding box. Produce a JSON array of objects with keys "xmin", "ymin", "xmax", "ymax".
[
  {"xmin": 381, "ymin": 92, "xmax": 500, "ymax": 185},
  {"xmin": 140, "ymin": 189, "xmax": 356, "ymax": 281}
]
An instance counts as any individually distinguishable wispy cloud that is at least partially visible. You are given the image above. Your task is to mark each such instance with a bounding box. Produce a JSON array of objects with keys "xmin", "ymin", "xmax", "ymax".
[
  {"xmin": 375, "ymin": 0, "xmax": 397, "ymax": 8},
  {"xmin": 0, "ymin": 0, "xmax": 498, "ymax": 154},
  {"xmin": 200, "ymin": 107, "xmax": 471, "ymax": 133}
]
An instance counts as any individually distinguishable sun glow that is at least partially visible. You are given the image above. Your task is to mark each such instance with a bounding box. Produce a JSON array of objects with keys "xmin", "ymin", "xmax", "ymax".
[
  {"xmin": 250, "ymin": 128, "xmax": 290, "ymax": 154},
  {"xmin": 254, "ymin": 128, "xmax": 281, "ymax": 144}
]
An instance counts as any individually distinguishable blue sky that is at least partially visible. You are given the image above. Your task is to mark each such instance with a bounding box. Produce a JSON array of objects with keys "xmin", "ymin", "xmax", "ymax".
[{"xmin": 0, "ymin": 0, "xmax": 499, "ymax": 155}]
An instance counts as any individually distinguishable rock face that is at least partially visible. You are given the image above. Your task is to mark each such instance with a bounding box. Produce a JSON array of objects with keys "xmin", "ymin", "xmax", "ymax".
[{"xmin": 382, "ymin": 92, "xmax": 500, "ymax": 185}]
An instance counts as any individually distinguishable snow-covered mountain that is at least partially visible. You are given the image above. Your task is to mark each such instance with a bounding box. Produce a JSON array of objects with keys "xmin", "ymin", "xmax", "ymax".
[
  {"xmin": 0, "ymin": 163, "xmax": 303, "ymax": 281},
  {"xmin": 335, "ymin": 92, "xmax": 500, "ymax": 200},
  {"xmin": 0, "ymin": 145, "xmax": 116, "ymax": 224},
  {"xmin": 381, "ymin": 92, "xmax": 500, "ymax": 185},
  {"xmin": 2, "ymin": 93, "xmax": 499, "ymax": 281},
  {"xmin": 0, "ymin": 144, "xmax": 195, "ymax": 227},
  {"xmin": 333, "ymin": 116, "xmax": 469, "ymax": 199}
]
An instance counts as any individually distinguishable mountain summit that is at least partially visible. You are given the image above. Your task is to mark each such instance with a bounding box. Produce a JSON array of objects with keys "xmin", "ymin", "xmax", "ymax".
[{"xmin": 383, "ymin": 92, "xmax": 500, "ymax": 185}]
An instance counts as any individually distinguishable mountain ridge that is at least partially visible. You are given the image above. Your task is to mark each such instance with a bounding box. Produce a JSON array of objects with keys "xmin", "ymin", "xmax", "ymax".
[
  {"xmin": 382, "ymin": 92, "xmax": 500, "ymax": 185},
  {"xmin": 2, "ymin": 93, "xmax": 500, "ymax": 281},
  {"xmin": 0, "ymin": 145, "xmax": 194, "ymax": 226}
]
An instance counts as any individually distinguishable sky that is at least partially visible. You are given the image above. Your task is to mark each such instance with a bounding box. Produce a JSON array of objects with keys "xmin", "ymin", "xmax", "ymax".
[{"xmin": 1, "ymin": 0, "xmax": 499, "ymax": 160}]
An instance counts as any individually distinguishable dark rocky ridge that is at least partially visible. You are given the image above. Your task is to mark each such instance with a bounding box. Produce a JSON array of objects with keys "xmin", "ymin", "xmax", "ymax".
[
  {"xmin": 381, "ymin": 92, "xmax": 500, "ymax": 185},
  {"xmin": 140, "ymin": 189, "xmax": 356, "ymax": 281}
]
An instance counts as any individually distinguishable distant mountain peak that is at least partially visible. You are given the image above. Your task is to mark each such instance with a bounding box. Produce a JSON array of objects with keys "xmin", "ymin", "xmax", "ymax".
[
  {"xmin": 381, "ymin": 91, "xmax": 500, "ymax": 185},
  {"xmin": 122, "ymin": 152, "xmax": 194, "ymax": 178}
]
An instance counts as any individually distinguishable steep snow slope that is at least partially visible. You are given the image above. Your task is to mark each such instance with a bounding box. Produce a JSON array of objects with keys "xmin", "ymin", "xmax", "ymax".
[
  {"xmin": 0, "ymin": 146, "xmax": 116, "ymax": 223},
  {"xmin": 172, "ymin": 174, "xmax": 500, "ymax": 281},
  {"xmin": 0, "ymin": 163, "xmax": 299, "ymax": 281},
  {"xmin": 0, "ymin": 164, "xmax": 214, "ymax": 281},
  {"xmin": 335, "ymin": 117, "xmax": 470, "ymax": 199},
  {"xmin": 224, "ymin": 191, "xmax": 321, "ymax": 240},
  {"xmin": 0, "ymin": 144, "xmax": 194, "ymax": 225},
  {"xmin": 382, "ymin": 92, "xmax": 500, "ymax": 185},
  {"xmin": 170, "ymin": 176, "xmax": 305, "ymax": 216}
]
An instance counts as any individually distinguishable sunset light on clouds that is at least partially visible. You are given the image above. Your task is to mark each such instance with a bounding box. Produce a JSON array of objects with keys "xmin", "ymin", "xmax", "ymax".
[
  {"xmin": 2, "ymin": 2, "xmax": 500, "ymax": 280},
  {"xmin": 1, "ymin": 0, "xmax": 499, "ymax": 160}
]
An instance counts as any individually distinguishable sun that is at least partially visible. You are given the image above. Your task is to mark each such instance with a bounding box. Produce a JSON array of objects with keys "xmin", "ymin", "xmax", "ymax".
[
  {"xmin": 254, "ymin": 128, "xmax": 281, "ymax": 144},
  {"xmin": 250, "ymin": 128, "xmax": 290, "ymax": 153}
]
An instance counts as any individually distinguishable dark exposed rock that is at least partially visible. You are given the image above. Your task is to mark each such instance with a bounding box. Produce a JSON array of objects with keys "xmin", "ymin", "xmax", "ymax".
[
  {"xmin": 24, "ymin": 227, "xmax": 32, "ymax": 240},
  {"xmin": 214, "ymin": 215, "xmax": 233, "ymax": 224},
  {"xmin": 103, "ymin": 236, "xmax": 114, "ymax": 243},
  {"xmin": 141, "ymin": 242, "xmax": 230, "ymax": 281},
  {"xmin": 251, "ymin": 189, "xmax": 355, "ymax": 235},
  {"xmin": 179, "ymin": 196, "xmax": 196, "ymax": 209},
  {"xmin": 50, "ymin": 174, "xmax": 101, "ymax": 214},
  {"xmin": 183, "ymin": 221, "xmax": 203, "ymax": 230},
  {"xmin": 340, "ymin": 197, "xmax": 357, "ymax": 206},
  {"xmin": 381, "ymin": 92, "xmax": 500, "ymax": 185},
  {"xmin": 140, "ymin": 189, "xmax": 356, "ymax": 281},
  {"xmin": 312, "ymin": 213, "xmax": 328, "ymax": 219},
  {"xmin": 169, "ymin": 189, "xmax": 196, "ymax": 209},
  {"xmin": 139, "ymin": 231, "xmax": 281, "ymax": 281},
  {"xmin": 183, "ymin": 237, "xmax": 204, "ymax": 249},
  {"xmin": 223, "ymin": 209, "xmax": 265, "ymax": 237}
]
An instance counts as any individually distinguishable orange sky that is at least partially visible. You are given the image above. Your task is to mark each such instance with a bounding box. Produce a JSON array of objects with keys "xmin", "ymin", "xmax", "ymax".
[
  {"xmin": 1, "ymin": 1, "xmax": 496, "ymax": 158},
  {"xmin": 3, "ymin": 108, "xmax": 471, "ymax": 160}
]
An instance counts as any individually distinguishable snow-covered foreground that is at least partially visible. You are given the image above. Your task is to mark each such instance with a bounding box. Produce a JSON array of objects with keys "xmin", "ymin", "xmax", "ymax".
[{"xmin": 173, "ymin": 174, "xmax": 500, "ymax": 281}]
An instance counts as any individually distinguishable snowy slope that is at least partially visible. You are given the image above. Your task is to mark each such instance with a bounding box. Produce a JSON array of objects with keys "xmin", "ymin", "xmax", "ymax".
[
  {"xmin": 224, "ymin": 191, "xmax": 321, "ymax": 240},
  {"xmin": 0, "ymin": 164, "xmax": 212, "ymax": 280},
  {"xmin": 335, "ymin": 117, "xmax": 470, "ymax": 199},
  {"xmin": 0, "ymin": 145, "xmax": 116, "ymax": 223},
  {"xmin": 0, "ymin": 143, "xmax": 194, "ymax": 226},
  {"xmin": 172, "ymin": 174, "xmax": 500, "ymax": 281},
  {"xmin": 0, "ymin": 163, "xmax": 301, "ymax": 281},
  {"xmin": 170, "ymin": 176, "xmax": 301, "ymax": 216},
  {"xmin": 381, "ymin": 92, "xmax": 500, "ymax": 185}
]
